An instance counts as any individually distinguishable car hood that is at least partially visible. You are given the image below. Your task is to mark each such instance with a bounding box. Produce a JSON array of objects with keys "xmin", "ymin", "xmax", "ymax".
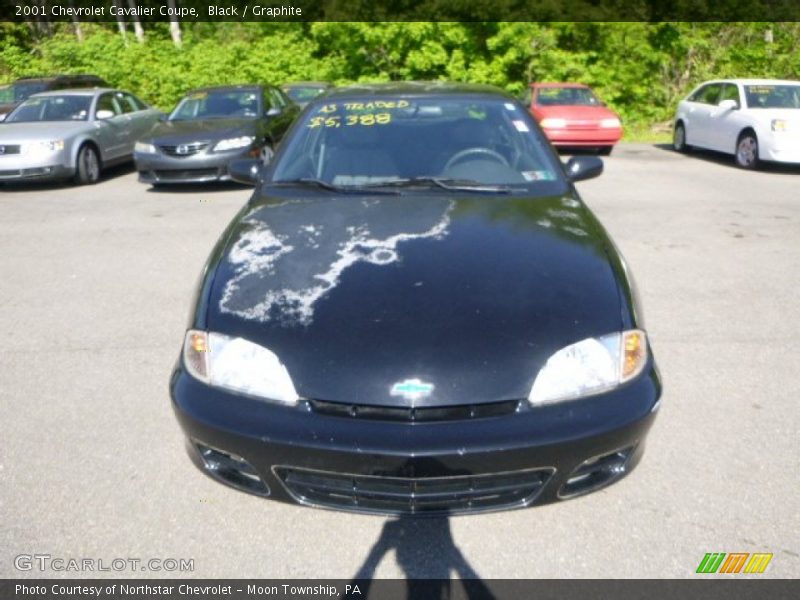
[
  {"xmin": 536, "ymin": 105, "xmax": 619, "ymax": 121},
  {"xmin": 204, "ymin": 192, "xmax": 626, "ymax": 407},
  {"xmin": 144, "ymin": 118, "xmax": 257, "ymax": 144},
  {"xmin": 0, "ymin": 120, "xmax": 92, "ymax": 140}
]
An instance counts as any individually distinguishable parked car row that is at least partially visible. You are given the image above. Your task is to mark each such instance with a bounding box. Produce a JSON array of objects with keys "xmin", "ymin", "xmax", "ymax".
[
  {"xmin": 0, "ymin": 77, "xmax": 325, "ymax": 186},
  {"xmin": 522, "ymin": 78, "xmax": 800, "ymax": 169},
  {"xmin": 2, "ymin": 74, "xmax": 798, "ymax": 187}
]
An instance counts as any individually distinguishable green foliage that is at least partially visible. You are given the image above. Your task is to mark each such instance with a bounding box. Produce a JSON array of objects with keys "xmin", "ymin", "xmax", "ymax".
[{"xmin": 1, "ymin": 21, "xmax": 797, "ymax": 136}]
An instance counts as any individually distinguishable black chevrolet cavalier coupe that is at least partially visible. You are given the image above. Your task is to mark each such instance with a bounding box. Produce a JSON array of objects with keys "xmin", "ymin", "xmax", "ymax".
[{"xmin": 170, "ymin": 82, "xmax": 662, "ymax": 515}]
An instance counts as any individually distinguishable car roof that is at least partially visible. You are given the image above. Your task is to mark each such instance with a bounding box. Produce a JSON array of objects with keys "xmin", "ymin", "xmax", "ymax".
[
  {"xmin": 29, "ymin": 88, "xmax": 114, "ymax": 97},
  {"xmin": 698, "ymin": 78, "xmax": 800, "ymax": 86},
  {"xmin": 530, "ymin": 82, "xmax": 590, "ymax": 89},
  {"xmin": 324, "ymin": 81, "xmax": 513, "ymax": 99},
  {"xmin": 185, "ymin": 85, "xmax": 264, "ymax": 94}
]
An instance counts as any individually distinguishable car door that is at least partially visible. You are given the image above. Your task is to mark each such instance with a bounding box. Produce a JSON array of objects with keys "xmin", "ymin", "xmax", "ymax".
[
  {"xmin": 92, "ymin": 92, "xmax": 131, "ymax": 160},
  {"xmin": 263, "ymin": 86, "xmax": 297, "ymax": 146},
  {"xmin": 117, "ymin": 92, "xmax": 159, "ymax": 154},
  {"xmin": 706, "ymin": 83, "xmax": 746, "ymax": 153},
  {"xmin": 682, "ymin": 83, "xmax": 721, "ymax": 149}
]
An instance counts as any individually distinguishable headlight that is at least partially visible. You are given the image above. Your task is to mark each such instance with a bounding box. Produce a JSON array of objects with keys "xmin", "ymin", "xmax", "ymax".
[
  {"xmin": 27, "ymin": 140, "xmax": 64, "ymax": 156},
  {"xmin": 771, "ymin": 119, "xmax": 789, "ymax": 132},
  {"xmin": 134, "ymin": 141, "xmax": 156, "ymax": 153},
  {"xmin": 213, "ymin": 136, "xmax": 254, "ymax": 152},
  {"xmin": 183, "ymin": 330, "xmax": 299, "ymax": 405},
  {"xmin": 540, "ymin": 118, "xmax": 567, "ymax": 129},
  {"xmin": 528, "ymin": 330, "xmax": 647, "ymax": 406},
  {"xmin": 600, "ymin": 117, "xmax": 621, "ymax": 128}
]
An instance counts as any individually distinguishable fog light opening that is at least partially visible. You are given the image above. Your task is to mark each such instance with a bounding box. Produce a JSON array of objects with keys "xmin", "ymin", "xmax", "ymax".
[
  {"xmin": 558, "ymin": 445, "xmax": 636, "ymax": 499},
  {"xmin": 194, "ymin": 442, "xmax": 269, "ymax": 496}
]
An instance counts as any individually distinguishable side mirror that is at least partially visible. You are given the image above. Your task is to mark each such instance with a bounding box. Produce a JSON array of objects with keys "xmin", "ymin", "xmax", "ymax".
[
  {"xmin": 158, "ymin": 113, "xmax": 168, "ymax": 122},
  {"xmin": 95, "ymin": 109, "xmax": 115, "ymax": 120},
  {"xmin": 564, "ymin": 156, "xmax": 604, "ymax": 182},
  {"xmin": 718, "ymin": 99, "xmax": 738, "ymax": 111},
  {"xmin": 266, "ymin": 107, "xmax": 281, "ymax": 117},
  {"xmin": 228, "ymin": 159, "xmax": 262, "ymax": 186}
]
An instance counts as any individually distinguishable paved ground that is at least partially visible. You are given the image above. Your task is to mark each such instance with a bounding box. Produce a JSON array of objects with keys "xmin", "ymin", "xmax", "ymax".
[{"xmin": 1, "ymin": 144, "xmax": 798, "ymax": 579}]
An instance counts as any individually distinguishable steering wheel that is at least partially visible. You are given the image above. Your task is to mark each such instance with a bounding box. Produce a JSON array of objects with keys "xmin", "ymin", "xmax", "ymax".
[{"xmin": 444, "ymin": 147, "xmax": 510, "ymax": 171}]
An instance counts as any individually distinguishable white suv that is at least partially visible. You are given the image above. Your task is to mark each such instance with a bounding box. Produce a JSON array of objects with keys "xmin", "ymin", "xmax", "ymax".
[{"xmin": 673, "ymin": 78, "xmax": 800, "ymax": 169}]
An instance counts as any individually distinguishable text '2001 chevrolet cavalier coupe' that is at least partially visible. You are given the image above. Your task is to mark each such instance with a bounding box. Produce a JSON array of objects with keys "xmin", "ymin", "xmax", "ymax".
[{"xmin": 170, "ymin": 83, "xmax": 662, "ymax": 515}]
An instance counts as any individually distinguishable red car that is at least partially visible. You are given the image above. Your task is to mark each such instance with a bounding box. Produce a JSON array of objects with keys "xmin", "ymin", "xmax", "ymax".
[{"xmin": 523, "ymin": 83, "xmax": 623, "ymax": 155}]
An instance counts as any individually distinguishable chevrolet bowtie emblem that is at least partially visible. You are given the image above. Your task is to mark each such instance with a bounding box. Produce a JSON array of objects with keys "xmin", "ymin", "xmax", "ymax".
[{"xmin": 390, "ymin": 378, "xmax": 435, "ymax": 401}]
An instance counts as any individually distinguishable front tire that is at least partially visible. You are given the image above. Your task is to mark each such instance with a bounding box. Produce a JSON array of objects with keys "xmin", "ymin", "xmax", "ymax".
[
  {"xmin": 673, "ymin": 122, "xmax": 689, "ymax": 152},
  {"xmin": 735, "ymin": 132, "xmax": 759, "ymax": 169},
  {"xmin": 74, "ymin": 145, "xmax": 101, "ymax": 185}
]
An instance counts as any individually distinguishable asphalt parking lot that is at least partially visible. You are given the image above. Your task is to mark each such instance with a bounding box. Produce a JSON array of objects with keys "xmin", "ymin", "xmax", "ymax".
[{"xmin": 1, "ymin": 144, "xmax": 798, "ymax": 579}]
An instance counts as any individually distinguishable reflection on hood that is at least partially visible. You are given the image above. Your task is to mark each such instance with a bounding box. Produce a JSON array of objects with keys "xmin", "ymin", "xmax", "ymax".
[{"xmin": 220, "ymin": 197, "xmax": 454, "ymax": 325}]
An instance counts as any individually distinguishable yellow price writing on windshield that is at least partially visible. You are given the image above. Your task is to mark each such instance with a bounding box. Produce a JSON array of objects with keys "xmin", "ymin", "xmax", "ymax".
[
  {"xmin": 308, "ymin": 113, "xmax": 392, "ymax": 128},
  {"xmin": 316, "ymin": 100, "xmax": 409, "ymax": 114}
]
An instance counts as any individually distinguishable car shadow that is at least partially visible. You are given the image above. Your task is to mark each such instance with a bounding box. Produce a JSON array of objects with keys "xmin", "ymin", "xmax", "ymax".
[
  {"xmin": 349, "ymin": 515, "xmax": 496, "ymax": 599},
  {"xmin": 652, "ymin": 142, "xmax": 800, "ymax": 175},
  {"xmin": 144, "ymin": 181, "xmax": 252, "ymax": 194}
]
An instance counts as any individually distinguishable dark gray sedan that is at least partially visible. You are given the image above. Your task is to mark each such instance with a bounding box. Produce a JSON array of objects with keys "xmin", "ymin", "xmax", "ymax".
[
  {"xmin": 134, "ymin": 85, "xmax": 299, "ymax": 185},
  {"xmin": 0, "ymin": 88, "xmax": 161, "ymax": 185}
]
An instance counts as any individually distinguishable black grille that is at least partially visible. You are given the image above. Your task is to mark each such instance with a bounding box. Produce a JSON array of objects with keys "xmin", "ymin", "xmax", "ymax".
[
  {"xmin": 0, "ymin": 145, "xmax": 21, "ymax": 155},
  {"xmin": 158, "ymin": 142, "xmax": 209, "ymax": 157},
  {"xmin": 275, "ymin": 466, "xmax": 552, "ymax": 515},
  {"xmin": 309, "ymin": 399, "xmax": 521, "ymax": 422}
]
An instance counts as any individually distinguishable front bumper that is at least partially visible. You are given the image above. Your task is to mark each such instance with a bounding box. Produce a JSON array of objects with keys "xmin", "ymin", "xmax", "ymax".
[
  {"xmin": 135, "ymin": 147, "xmax": 255, "ymax": 184},
  {"xmin": 760, "ymin": 136, "xmax": 800, "ymax": 164},
  {"xmin": 170, "ymin": 360, "xmax": 662, "ymax": 515},
  {"xmin": 0, "ymin": 154, "xmax": 73, "ymax": 182},
  {"xmin": 544, "ymin": 127, "xmax": 623, "ymax": 148}
]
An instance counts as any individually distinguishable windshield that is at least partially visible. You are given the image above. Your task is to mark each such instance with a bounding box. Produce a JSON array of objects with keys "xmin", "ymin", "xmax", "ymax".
[
  {"xmin": 6, "ymin": 95, "xmax": 92, "ymax": 122},
  {"xmin": 285, "ymin": 86, "xmax": 327, "ymax": 103},
  {"xmin": 744, "ymin": 84, "xmax": 800, "ymax": 109},
  {"xmin": 536, "ymin": 87, "xmax": 601, "ymax": 106},
  {"xmin": 170, "ymin": 89, "xmax": 260, "ymax": 120},
  {"xmin": 271, "ymin": 96, "xmax": 564, "ymax": 190}
]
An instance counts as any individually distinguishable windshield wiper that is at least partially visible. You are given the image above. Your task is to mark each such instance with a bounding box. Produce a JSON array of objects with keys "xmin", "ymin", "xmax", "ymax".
[
  {"xmin": 359, "ymin": 177, "xmax": 512, "ymax": 193},
  {"xmin": 270, "ymin": 178, "xmax": 396, "ymax": 194}
]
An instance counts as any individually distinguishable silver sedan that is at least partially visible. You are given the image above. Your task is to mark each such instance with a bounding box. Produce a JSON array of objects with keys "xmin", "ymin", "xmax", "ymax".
[{"xmin": 0, "ymin": 88, "xmax": 161, "ymax": 185}]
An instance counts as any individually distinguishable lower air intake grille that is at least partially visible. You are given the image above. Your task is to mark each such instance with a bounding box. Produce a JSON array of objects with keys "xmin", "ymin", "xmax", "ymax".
[
  {"xmin": 274, "ymin": 466, "xmax": 552, "ymax": 515},
  {"xmin": 153, "ymin": 168, "xmax": 219, "ymax": 180}
]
